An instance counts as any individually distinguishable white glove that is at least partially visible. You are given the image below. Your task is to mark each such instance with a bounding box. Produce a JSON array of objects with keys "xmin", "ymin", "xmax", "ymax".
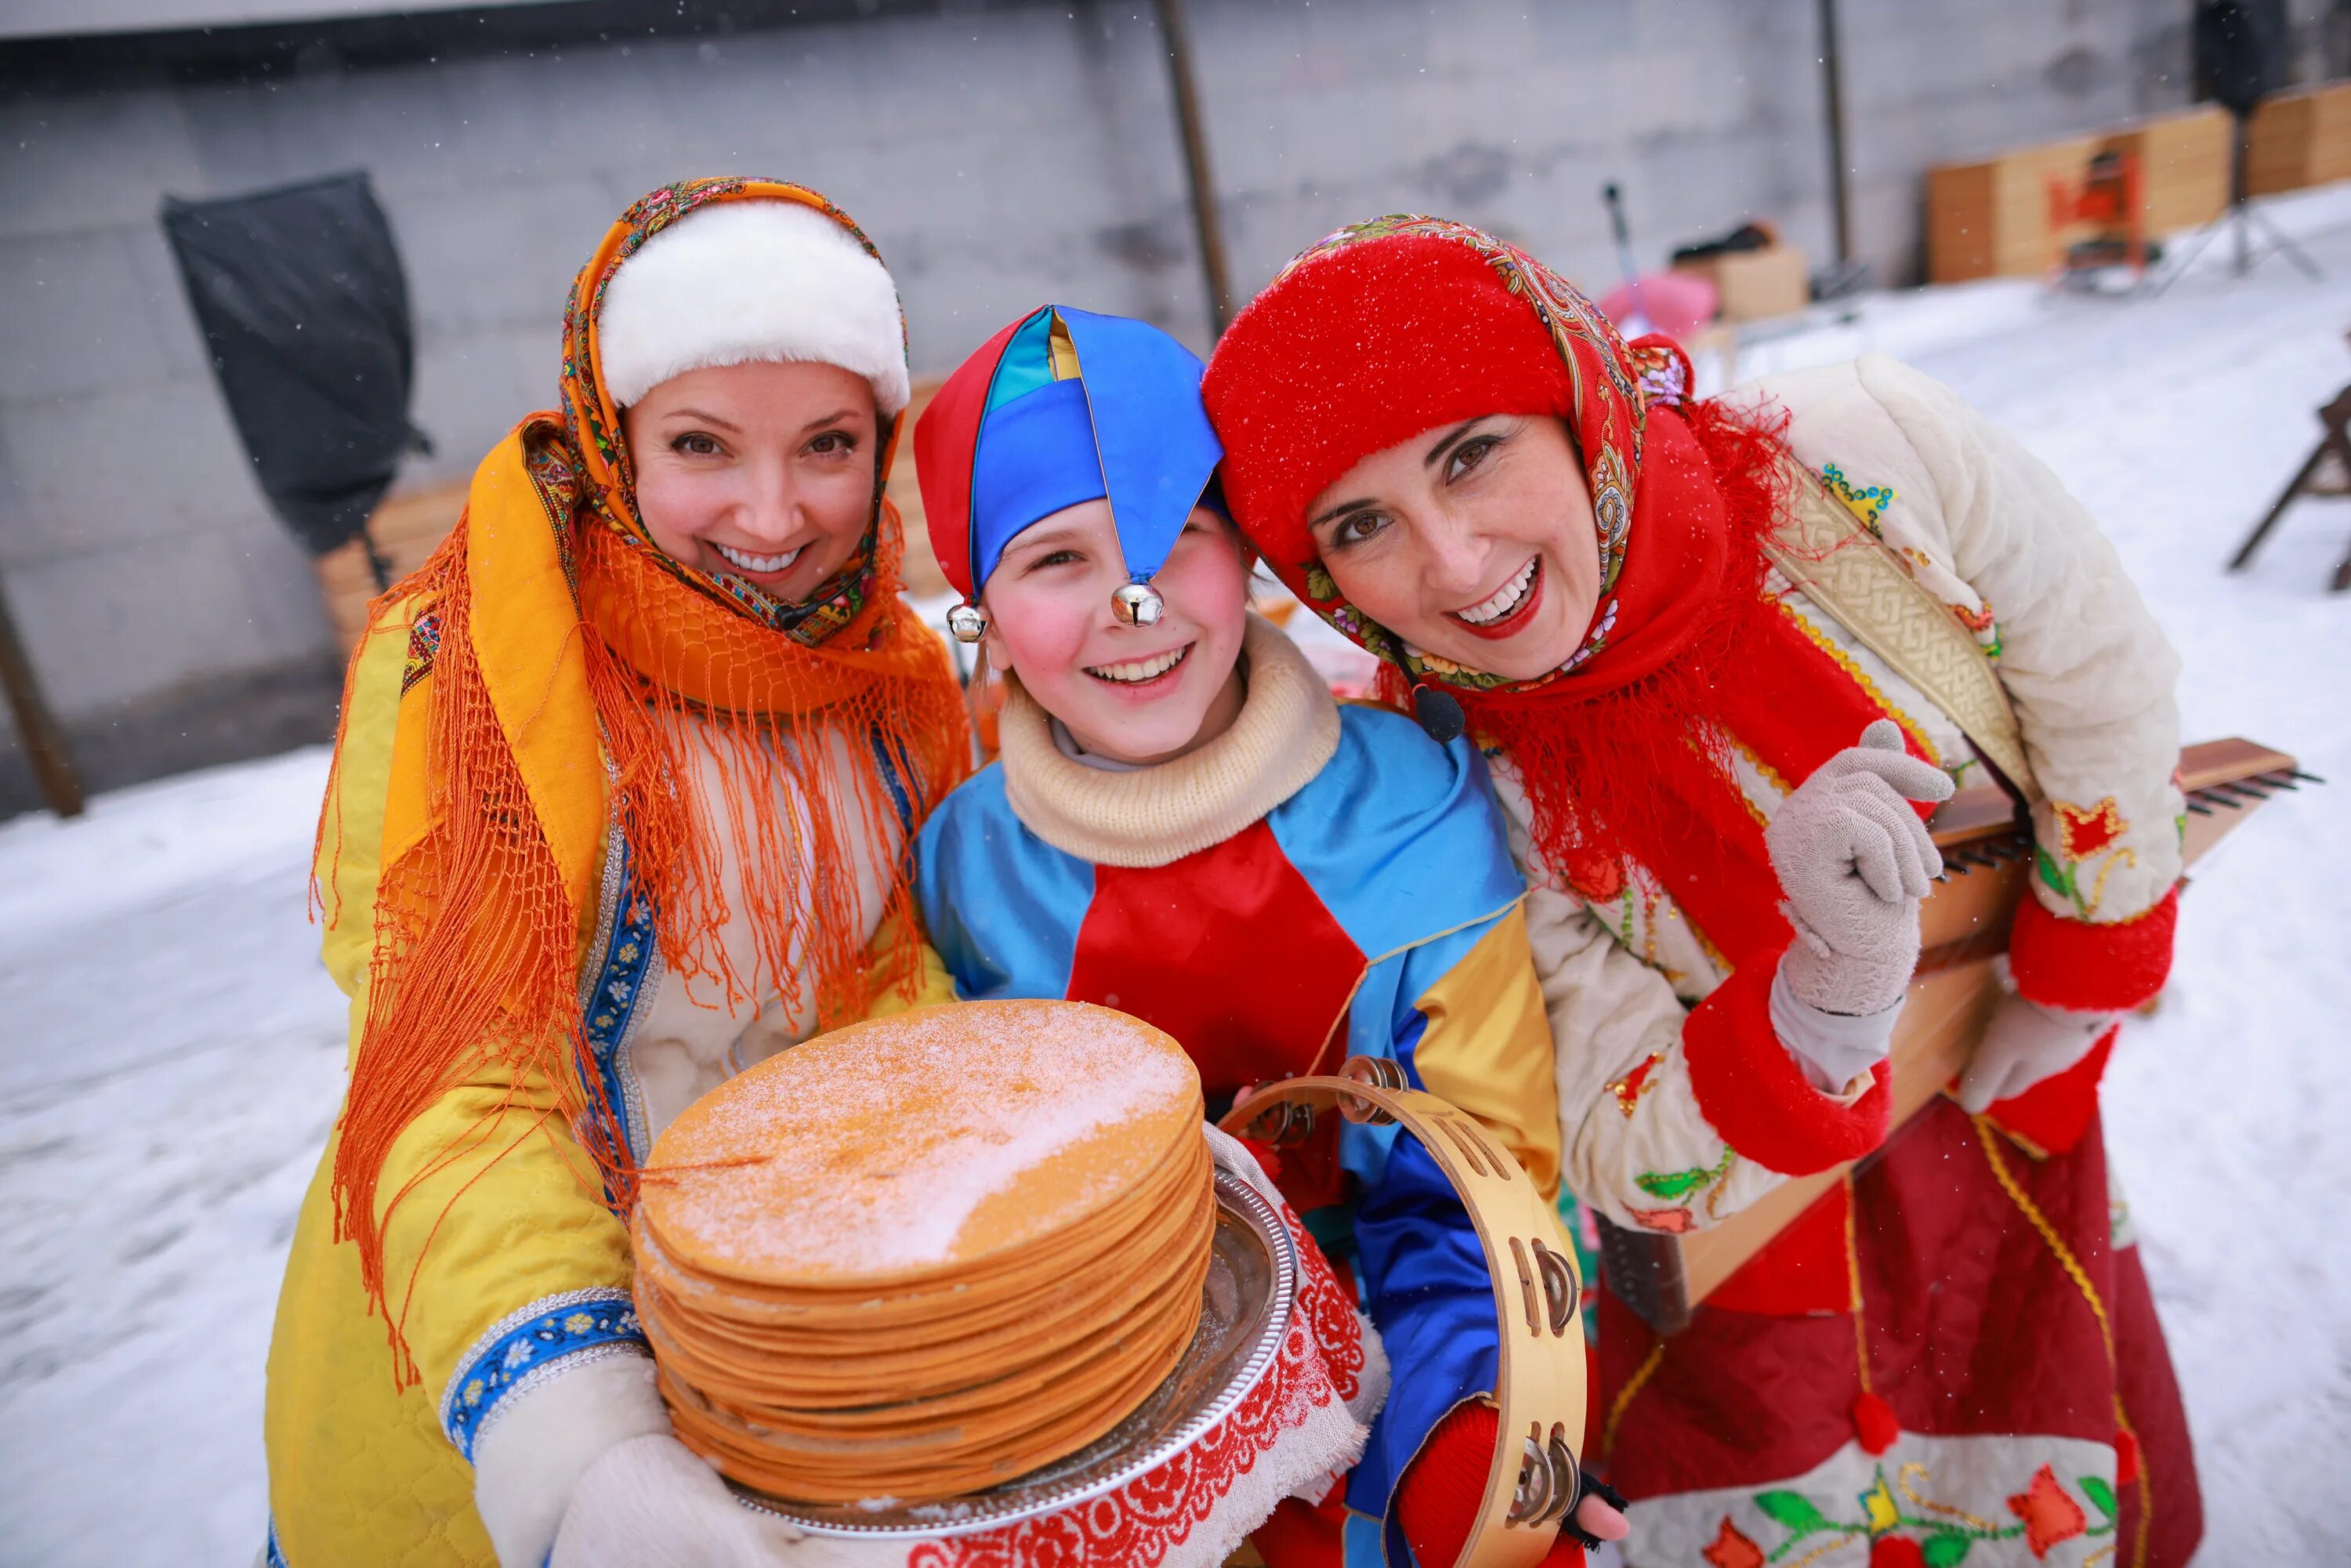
[
  {"xmin": 473, "ymin": 1352, "xmax": 672, "ymax": 1568},
  {"xmin": 1770, "ymin": 963, "xmax": 1900, "ymax": 1094},
  {"xmin": 1766, "ymin": 719, "xmax": 1954, "ymax": 1017},
  {"xmin": 1958, "ymin": 986, "xmax": 2118, "ymax": 1113},
  {"xmin": 552, "ymin": 1432, "xmax": 822, "ymax": 1568}
]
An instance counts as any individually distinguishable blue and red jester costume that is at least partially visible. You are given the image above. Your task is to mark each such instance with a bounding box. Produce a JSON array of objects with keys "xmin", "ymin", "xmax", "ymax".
[{"xmin": 909, "ymin": 304, "xmax": 1614, "ymax": 1568}]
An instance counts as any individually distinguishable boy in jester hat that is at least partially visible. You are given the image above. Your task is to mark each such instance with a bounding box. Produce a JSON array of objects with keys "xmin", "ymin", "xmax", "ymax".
[{"xmin": 911, "ymin": 305, "xmax": 1629, "ymax": 1568}]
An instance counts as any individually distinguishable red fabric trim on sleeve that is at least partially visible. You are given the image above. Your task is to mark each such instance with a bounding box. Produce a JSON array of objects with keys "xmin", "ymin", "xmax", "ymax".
[
  {"xmin": 1684, "ymin": 961, "xmax": 1891, "ymax": 1176},
  {"xmin": 1984, "ymin": 1025, "xmax": 2116, "ymax": 1157},
  {"xmin": 1396, "ymin": 1402, "xmax": 1497, "ymax": 1568},
  {"xmin": 1395, "ymin": 1403, "xmax": 1587, "ymax": 1568},
  {"xmin": 2009, "ymin": 886, "xmax": 2178, "ymax": 1013}
]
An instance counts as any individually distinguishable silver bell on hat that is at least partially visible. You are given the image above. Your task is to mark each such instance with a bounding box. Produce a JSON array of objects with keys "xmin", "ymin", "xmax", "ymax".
[
  {"xmin": 1111, "ymin": 581, "xmax": 1165, "ymax": 627},
  {"xmin": 946, "ymin": 603, "xmax": 989, "ymax": 643}
]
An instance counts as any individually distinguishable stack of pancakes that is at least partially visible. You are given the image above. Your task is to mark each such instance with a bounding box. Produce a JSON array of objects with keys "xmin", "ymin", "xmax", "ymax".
[{"xmin": 633, "ymin": 998, "xmax": 1215, "ymax": 1504}]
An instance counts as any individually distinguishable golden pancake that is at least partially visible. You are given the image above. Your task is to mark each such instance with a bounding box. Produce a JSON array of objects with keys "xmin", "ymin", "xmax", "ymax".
[
  {"xmin": 635, "ymin": 999, "xmax": 1219, "ymax": 1506},
  {"xmin": 643, "ymin": 1000, "xmax": 1204, "ymax": 1287},
  {"xmin": 637, "ymin": 1165, "xmax": 1211, "ymax": 1394}
]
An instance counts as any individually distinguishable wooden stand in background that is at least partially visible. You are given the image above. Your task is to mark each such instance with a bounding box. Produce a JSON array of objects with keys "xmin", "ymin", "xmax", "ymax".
[
  {"xmin": 2230, "ymin": 380, "xmax": 2351, "ymax": 592},
  {"xmin": 1926, "ymin": 104, "xmax": 2243, "ymax": 284},
  {"xmin": 0, "ymin": 574, "xmax": 83, "ymax": 817}
]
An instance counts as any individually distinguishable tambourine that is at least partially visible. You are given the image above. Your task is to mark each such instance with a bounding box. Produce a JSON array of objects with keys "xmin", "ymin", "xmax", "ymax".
[{"xmin": 1219, "ymin": 1058, "xmax": 1588, "ymax": 1568}]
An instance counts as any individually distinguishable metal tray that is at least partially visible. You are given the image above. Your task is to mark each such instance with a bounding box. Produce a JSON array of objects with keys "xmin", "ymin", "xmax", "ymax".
[{"xmin": 732, "ymin": 1165, "xmax": 1296, "ymax": 1537}]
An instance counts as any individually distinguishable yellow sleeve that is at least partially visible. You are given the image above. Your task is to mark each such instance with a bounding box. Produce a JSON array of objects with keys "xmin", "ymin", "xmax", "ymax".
[
  {"xmin": 315, "ymin": 599, "xmax": 418, "ymax": 1009},
  {"xmin": 859, "ymin": 898, "xmax": 962, "ymax": 1019},
  {"xmin": 1406, "ymin": 903, "xmax": 1564, "ymax": 1200},
  {"xmin": 318, "ymin": 601, "xmax": 640, "ymax": 1458},
  {"xmin": 373, "ymin": 1064, "xmax": 639, "ymax": 1458}
]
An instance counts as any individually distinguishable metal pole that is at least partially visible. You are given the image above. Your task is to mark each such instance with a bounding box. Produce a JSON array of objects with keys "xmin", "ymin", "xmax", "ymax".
[
  {"xmin": 0, "ymin": 575, "xmax": 85, "ymax": 818},
  {"xmin": 1818, "ymin": 0, "xmax": 1853, "ymax": 266},
  {"xmin": 2232, "ymin": 116, "xmax": 2252, "ymax": 276},
  {"xmin": 1153, "ymin": 0, "xmax": 1235, "ymax": 336}
]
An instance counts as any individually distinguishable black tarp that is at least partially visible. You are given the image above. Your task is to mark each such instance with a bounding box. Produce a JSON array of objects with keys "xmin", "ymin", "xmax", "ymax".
[
  {"xmin": 2193, "ymin": 0, "xmax": 2288, "ymax": 119},
  {"xmin": 161, "ymin": 171, "xmax": 426, "ymax": 560}
]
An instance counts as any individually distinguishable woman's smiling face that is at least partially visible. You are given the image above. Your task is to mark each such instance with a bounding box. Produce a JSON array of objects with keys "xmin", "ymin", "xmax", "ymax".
[
  {"xmin": 623, "ymin": 359, "xmax": 878, "ymax": 603},
  {"xmin": 1303, "ymin": 414, "xmax": 1603, "ymax": 683},
  {"xmin": 980, "ymin": 500, "xmax": 1249, "ymax": 766}
]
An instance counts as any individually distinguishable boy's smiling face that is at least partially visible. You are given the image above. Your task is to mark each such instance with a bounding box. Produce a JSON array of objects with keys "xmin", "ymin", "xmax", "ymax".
[{"xmin": 981, "ymin": 499, "xmax": 1250, "ymax": 766}]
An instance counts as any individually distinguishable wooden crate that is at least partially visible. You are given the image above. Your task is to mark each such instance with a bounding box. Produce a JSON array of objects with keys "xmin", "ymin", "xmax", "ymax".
[
  {"xmin": 313, "ymin": 480, "xmax": 467, "ymax": 653},
  {"xmin": 1925, "ymin": 136, "xmax": 2096, "ymax": 283},
  {"xmin": 2246, "ymin": 80, "xmax": 2351, "ymax": 197},
  {"xmin": 2098, "ymin": 103, "xmax": 2233, "ymax": 234},
  {"xmin": 1670, "ymin": 243, "xmax": 1809, "ymax": 322}
]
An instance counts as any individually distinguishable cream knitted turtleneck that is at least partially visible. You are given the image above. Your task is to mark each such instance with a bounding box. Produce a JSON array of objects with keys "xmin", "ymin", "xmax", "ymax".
[{"xmin": 996, "ymin": 614, "xmax": 1342, "ymax": 869}]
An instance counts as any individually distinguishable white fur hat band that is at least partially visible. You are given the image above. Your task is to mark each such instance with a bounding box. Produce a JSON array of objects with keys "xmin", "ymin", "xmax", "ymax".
[{"xmin": 596, "ymin": 198, "xmax": 911, "ymax": 415}]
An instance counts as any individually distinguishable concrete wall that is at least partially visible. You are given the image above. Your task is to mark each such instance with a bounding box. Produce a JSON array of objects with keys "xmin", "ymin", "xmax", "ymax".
[{"xmin": 0, "ymin": 0, "xmax": 2320, "ymax": 811}]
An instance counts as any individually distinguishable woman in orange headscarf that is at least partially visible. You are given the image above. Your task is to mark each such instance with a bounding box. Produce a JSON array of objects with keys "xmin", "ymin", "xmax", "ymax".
[{"xmin": 261, "ymin": 179, "xmax": 967, "ymax": 1568}]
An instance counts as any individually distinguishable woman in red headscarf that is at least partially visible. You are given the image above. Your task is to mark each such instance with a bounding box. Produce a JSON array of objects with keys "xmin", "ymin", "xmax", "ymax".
[{"xmin": 1204, "ymin": 217, "xmax": 2200, "ymax": 1566}]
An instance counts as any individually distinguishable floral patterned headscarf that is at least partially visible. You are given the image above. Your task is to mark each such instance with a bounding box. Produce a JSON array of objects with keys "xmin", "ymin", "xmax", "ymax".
[
  {"xmin": 1204, "ymin": 215, "xmax": 1832, "ymax": 917},
  {"xmin": 1204, "ymin": 215, "xmax": 1713, "ymax": 705},
  {"xmin": 559, "ymin": 177, "xmax": 904, "ymax": 644}
]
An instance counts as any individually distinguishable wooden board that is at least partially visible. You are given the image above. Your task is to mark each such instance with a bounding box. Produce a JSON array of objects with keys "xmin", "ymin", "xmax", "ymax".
[
  {"xmin": 1926, "ymin": 136, "xmax": 2096, "ymax": 284},
  {"xmin": 886, "ymin": 376, "xmax": 953, "ymax": 599},
  {"xmin": 1923, "ymin": 161, "xmax": 2001, "ymax": 284},
  {"xmin": 1613, "ymin": 737, "xmax": 2304, "ymax": 1334},
  {"xmin": 313, "ymin": 480, "xmax": 467, "ymax": 652},
  {"xmin": 2098, "ymin": 104, "xmax": 2232, "ymax": 235},
  {"xmin": 2246, "ymin": 81, "xmax": 2351, "ymax": 197}
]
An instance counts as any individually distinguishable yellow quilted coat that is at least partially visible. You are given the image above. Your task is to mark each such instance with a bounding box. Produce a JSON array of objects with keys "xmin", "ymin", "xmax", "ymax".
[{"xmin": 262, "ymin": 591, "xmax": 950, "ymax": 1567}]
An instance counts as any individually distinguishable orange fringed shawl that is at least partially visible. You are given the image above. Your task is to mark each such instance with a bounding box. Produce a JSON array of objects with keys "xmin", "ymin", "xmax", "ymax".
[{"xmin": 321, "ymin": 179, "xmax": 969, "ymax": 1377}]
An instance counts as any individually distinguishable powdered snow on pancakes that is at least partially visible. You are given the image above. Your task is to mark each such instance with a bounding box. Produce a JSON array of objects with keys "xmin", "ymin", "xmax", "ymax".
[{"xmin": 643, "ymin": 999, "xmax": 1204, "ymax": 1282}]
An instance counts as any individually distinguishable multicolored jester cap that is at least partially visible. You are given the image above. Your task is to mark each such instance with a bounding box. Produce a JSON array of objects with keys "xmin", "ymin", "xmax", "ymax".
[{"xmin": 915, "ymin": 306, "xmax": 1221, "ymax": 639}]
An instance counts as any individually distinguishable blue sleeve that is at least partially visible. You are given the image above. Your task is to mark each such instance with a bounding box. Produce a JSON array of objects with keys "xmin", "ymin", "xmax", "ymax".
[
  {"xmin": 1346, "ymin": 1128, "xmax": 1497, "ymax": 1526},
  {"xmin": 915, "ymin": 766, "xmax": 1092, "ymax": 1002},
  {"xmin": 1340, "ymin": 918, "xmax": 1507, "ymax": 1527}
]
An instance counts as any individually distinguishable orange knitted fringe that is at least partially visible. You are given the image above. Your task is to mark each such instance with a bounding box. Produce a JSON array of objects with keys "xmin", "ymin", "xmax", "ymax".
[{"xmin": 325, "ymin": 488, "xmax": 966, "ymax": 1384}]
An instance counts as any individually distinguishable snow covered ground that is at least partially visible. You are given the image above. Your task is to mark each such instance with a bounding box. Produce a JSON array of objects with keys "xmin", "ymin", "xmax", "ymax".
[{"xmin": 5, "ymin": 194, "xmax": 2351, "ymax": 1566}]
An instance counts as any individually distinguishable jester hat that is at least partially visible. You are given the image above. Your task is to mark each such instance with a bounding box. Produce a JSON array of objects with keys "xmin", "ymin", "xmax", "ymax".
[{"xmin": 915, "ymin": 306, "xmax": 1221, "ymax": 632}]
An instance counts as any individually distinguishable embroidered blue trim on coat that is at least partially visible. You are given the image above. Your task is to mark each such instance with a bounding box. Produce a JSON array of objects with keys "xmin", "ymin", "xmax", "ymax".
[
  {"xmin": 576, "ymin": 838, "xmax": 660, "ymax": 1182},
  {"xmin": 265, "ymin": 1518, "xmax": 291, "ymax": 1568},
  {"xmin": 440, "ymin": 1287, "xmax": 645, "ymax": 1462},
  {"xmin": 869, "ymin": 726, "xmax": 920, "ymax": 841}
]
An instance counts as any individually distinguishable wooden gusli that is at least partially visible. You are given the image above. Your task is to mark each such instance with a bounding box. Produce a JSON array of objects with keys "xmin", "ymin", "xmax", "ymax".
[{"xmin": 1599, "ymin": 737, "xmax": 2308, "ymax": 1337}]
